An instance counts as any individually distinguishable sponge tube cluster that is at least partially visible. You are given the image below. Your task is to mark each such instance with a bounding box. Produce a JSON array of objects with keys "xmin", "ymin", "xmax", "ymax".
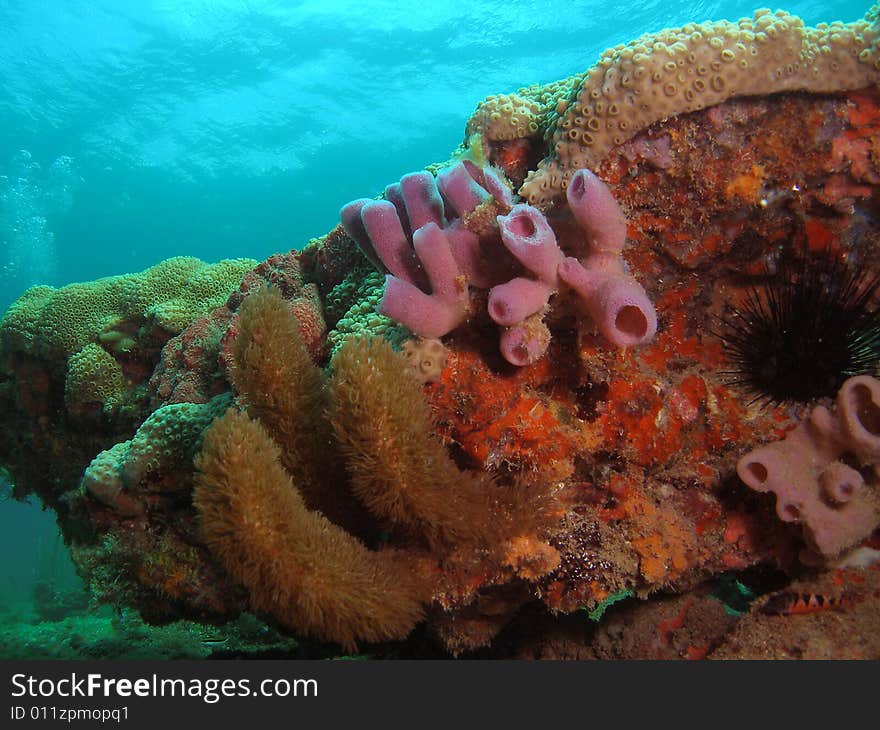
[
  {"xmin": 341, "ymin": 161, "xmax": 510, "ymax": 339},
  {"xmin": 341, "ymin": 164, "xmax": 657, "ymax": 365},
  {"xmin": 559, "ymin": 169, "xmax": 658, "ymax": 348},
  {"xmin": 737, "ymin": 374, "xmax": 880, "ymax": 558}
]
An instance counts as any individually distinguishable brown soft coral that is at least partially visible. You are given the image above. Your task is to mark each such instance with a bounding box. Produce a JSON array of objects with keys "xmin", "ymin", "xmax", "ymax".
[
  {"xmin": 227, "ymin": 284, "xmax": 349, "ymax": 521},
  {"xmin": 194, "ymin": 408, "xmax": 425, "ymax": 651},
  {"xmin": 192, "ymin": 286, "xmax": 560, "ymax": 651},
  {"xmin": 330, "ymin": 336, "xmax": 552, "ymax": 552}
]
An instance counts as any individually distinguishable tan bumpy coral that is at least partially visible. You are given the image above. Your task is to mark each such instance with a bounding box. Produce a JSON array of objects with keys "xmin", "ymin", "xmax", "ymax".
[
  {"xmin": 466, "ymin": 93, "xmax": 545, "ymax": 141},
  {"xmin": 499, "ymin": 5, "xmax": 880, "ymax": 205}
]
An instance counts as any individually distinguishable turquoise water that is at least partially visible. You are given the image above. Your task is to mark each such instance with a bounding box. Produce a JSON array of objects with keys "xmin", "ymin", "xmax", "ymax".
[
  {"xmin": 0, "ymin": 0, "xmax": 870, "ymax": 653},
  {"xmin": 0, "ymin": 1, "xmax": 865, "ymax": 308}
]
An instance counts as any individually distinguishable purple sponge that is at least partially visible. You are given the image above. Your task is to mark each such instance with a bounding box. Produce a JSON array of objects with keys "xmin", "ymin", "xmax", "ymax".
[
  {"xmin": 341, "ymin": 163, "xmax": 657, "ymax": 366},
  {"xmin": 486, "ymin": 204, "xmax": 564, "ymax": 365},
  {"xmin": 340, "ymin": 162, "xmax": 503, "ymax": 340},
  {"xmin": 437, "ymin": 162, "xmax": 492, "ymax": 216},
  {"xmin": 737, "ymin": 374, "xmax": 880, "ymax": 558},
  {"xmin": 378, "ymin": 222, "xmax": 469, "ymax": 339},
  {"xmin": 558, "ymin": 255, "xmax": 657, "ymax": 347},
  {"xmin": 566, "ymin": 167, "xmax": 628, "ymax": 254},
  {"xmin": 559, "ymin": 169, "xmax": 657, "ymax": 347}
]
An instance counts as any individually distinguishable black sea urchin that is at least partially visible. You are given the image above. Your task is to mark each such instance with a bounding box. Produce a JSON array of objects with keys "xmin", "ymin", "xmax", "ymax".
[{"xmin": 718, "ymin": 249, "xmax": 880, "ymax": 406}]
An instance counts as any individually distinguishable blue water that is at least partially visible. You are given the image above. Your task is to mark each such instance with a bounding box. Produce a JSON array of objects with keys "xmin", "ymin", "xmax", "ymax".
[{"xmin": 0, "ymin": 0, "xmax": 869, "ymax": 632}]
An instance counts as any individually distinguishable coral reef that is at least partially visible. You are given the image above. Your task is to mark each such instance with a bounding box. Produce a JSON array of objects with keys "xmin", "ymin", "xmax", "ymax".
[
  {"xmin": 708, "ymin": 567, "xmax": 880, "ymax": 659},
  {"xmin": 328, "ymin": 335, "xmax": 556, "ymax": 553},
  {"xmin": 0, "ymin": 256, "xmax": 257, "ymax": 513},
  {"xmin": 323, "ymin": 268, "xmax": 407, "ymax": 355},
  {"xmin": 3, "ymin": 4, "xmax": 880, "ymax": 659}
]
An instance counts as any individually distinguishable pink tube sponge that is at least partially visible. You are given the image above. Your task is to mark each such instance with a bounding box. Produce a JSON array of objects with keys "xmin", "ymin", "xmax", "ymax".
[
  {"xmin": 437, "ymin": 161, "xmax": 492, "ymax": 217},
  {"xmin": 566, "ymin": 168, "xmax": 627, "ymax": 254},
  {"xmin": 499, "ymin": 314, "xmax": 551, "ymax": 367},
  {"xmin": 340, "ymin": 198, "xmax": 383, "ymax": 271},
  {"xmin": 342, "ymin": 162, "xmax": 516, "ymax": 335},
  {"xmin": 559, "ymin": 170, "xmax": 657, "ymax": 348},
  {"xmin": 341, "ymin": 163, "xmax": 655, "ymax": 364},
  {"xmin": 341, "ymin": 164, "xmax": 499, "ymax": 340},
  {"xmin": 360, "ymin": 200, "xmax": 427, "ymax": 288},
  {"xmin": 737, "ymin": 374, "xmax": 880, "ymax": 558},
  {"xmin": 444, "ymin": 221, "xmax": 510, "ymax": 289},
  {"xmin": 496, "ymin": 204, "xmax": 562, "ymax": 285},
  {"xmin": 486, "ymin": 204, "xmax": 564, "ymax": 363},
  {"xmin": 399, "ymin": 171, "xmax": 445, "ymax": 231},
  {"xmin": 558, "ymin": 256, "xmax": 657, "ymax": 347},
  {"xmin": 377, "ymin": 223, "xmax": 469, "ymax": 339},
  {"xmin": 488, "ymin": 277, "xmax": 552, "ymax": 327},
  {"xmin": 487, "ymin": 204, "xmax": 563, "ymax": 327}
]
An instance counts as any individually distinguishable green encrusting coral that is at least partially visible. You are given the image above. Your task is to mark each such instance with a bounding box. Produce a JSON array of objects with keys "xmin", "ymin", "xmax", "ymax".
[
  {"xmin": 325, "ymin": 268, "xmax": 409, "ymax": 355},
  {"xmin": 81, "ymin": 393, "xmax": 232, "ymax": 516},
  {"xmin": 64, "ymin": 343, "xmax": 126, "ymax": 416}
]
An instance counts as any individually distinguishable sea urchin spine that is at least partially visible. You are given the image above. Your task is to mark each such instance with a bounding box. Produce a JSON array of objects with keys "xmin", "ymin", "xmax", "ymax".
[{"xmin": 719, "ymin": 248, "xmax": 880, "ymax": 406}]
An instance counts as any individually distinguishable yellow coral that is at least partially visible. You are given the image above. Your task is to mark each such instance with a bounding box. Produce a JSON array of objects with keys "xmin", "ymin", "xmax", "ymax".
[
  {"xmin": 466, "ymin": 93, "xmax": 544, "ymax": 141},
  {"xmin": 0, "ymin": 256, "xmax": 257, "ymax": 358},
  {"xmin": 503, "ymin": 6, "xmax": 880, "ymax": 204},
  {"xmin": 144, "ymin": 257, "xmax": 257, "ymax": 332},
  {"xmin": 64, "ymin": 343, "xmax": 126, "ymax": 415}
]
